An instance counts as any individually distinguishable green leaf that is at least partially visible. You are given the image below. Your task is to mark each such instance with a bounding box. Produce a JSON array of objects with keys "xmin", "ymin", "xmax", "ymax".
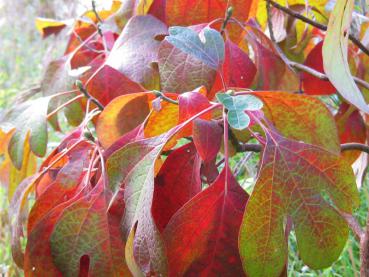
[
  {"xmin": 107, "ymin": 136, "xmax": 169, "ymax": 275},
  {"xmin": 239, "ymin": 131, "xmax": 359, "ymax": 277},
  {"xmin": 227, "ymin": 110, "xmax": 250, "ymax": 130},
  {"xmin": 166, "ymin": 26, "xmax": 225, "ymax": 69},
  {"xmin": 216, "ymin": 93, "xmax": 263, "ymax": 111},
  {"xmin": 216, "ymin": 93, "xmax": 262, "ymax": 130},
  {"xmin": 323, "ymin": 0, "xmax": 369, "ymax": 113},
  {"xmin": 1, "ymin": 97, "xmax": 50, "ymax": 169}
]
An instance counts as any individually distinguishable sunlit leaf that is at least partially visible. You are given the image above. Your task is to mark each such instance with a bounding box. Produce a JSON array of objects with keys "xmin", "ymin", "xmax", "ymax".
[
  {"xmin": 106, "ymin": 15, "xmax": 167, "ymax": 90},
  {"xmin": 323, "ymin": 0, "xmax": 369, "ymax": 113},
  {"xmin": 96, "ymin": 93, "xmax": 150, "ymax": 149}
]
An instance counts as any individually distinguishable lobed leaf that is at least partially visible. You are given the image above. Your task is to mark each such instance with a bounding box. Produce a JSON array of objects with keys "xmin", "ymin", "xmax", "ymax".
[{"xmin": 239, "ymin": 130, "xmax": 359, "ymax": 277}]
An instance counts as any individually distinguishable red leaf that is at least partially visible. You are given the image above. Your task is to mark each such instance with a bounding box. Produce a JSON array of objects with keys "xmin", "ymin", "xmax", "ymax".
[
  {"xmin": 164, "ymin": 167, "xmax": 248, "ymax": 276},
  {"xmin": 335, "ymin": 103, "xmax": 367, "ymax": 163},
  {"xmin": 302, "ymin": 41, "xmax": 336, "ymax": 95},
  {"xmin": 193, "ymin": 119, "xmax": 223, "ymax": 162},
  {"xmin": 165, "ymin": 0, "xmax": 253, "ymax": 41},
  {"xmin": 106, "ymin": 15, "xmax": 167, "ymax": 90},
  {"xmin": 85, "ymin": 65, "xmax": 145, "ymax": 106},
  {"xmin": 178, "ymin": 91, "xmax": 212, "ymax": 136},
  {"xmin": 152, "ymin": 142, "xmax": 202, "ymax": 231},
  {"xmin": 212, "ymin": 39, "xmax": 256, "ymax": 96}
]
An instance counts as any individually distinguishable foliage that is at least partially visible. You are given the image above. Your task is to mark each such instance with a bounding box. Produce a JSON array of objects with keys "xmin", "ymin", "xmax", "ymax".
[{"xmin": 1, "ymin": 0, "xmax": 369, "ymax": 276}]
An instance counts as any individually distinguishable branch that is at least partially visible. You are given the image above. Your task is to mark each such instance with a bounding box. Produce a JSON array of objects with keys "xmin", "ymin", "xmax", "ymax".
[
  {"xmin": 290, "ymin": 58, "xmax": 369, "ymax": 90},
  {"xmin": 75, "ymin": 80, "xmax": 104, "ymax": 111},
  {"xmin": 341, "ymin": 143, "xmax": 369, "ymax": 154},
  {"xmin": 152, "ymin": 90, "xmax": 179, "ymax": 105},
  {"xmin": 269, "ymin": 0, "xmax": 369, "ymax": 57},
  {"xmin": 361, "ymin": 215, "xmax": 369, "ymax": 276}
]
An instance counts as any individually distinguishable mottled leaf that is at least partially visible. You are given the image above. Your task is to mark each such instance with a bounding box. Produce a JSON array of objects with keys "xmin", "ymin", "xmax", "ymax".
[
  {"xmin": 239, "ymin": 130, "xmax": 359, "ymax": 277},
  {"xmin": 158, "ymin": 38, "xmax": 216, "ymax": 93},
  {"xmin": 164, "ymin": 167, "xmax": 248, "ymax": 276}
]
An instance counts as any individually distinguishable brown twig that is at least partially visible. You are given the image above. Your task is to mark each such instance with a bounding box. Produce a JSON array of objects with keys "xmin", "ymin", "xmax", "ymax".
[{"xmin": 269, "ymin": 0, "xmax": 369, "ymax": 56}]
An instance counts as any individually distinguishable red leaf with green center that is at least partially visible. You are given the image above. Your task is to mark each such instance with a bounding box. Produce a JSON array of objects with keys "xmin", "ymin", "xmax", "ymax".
[
  {"xmin": 152, "ymin": 142, "xmax": 202, "ymax": 231},
  {"xmin": 239, "ymin": 130, "xmax": 359, "ymax": 277},
  {"xmin": 164, "ymin": 167, "xmax": 248, "ymax": 276},
  {"xmin": 49, "ymin": 182, "xmax": 130, "ymax": 277}
]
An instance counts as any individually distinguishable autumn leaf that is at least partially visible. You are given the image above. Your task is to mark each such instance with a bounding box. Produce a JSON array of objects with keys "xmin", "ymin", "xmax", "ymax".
[
  {"xmin": 96, "ymin": 93, "xmax": 150, "ymax": 149},
  {"xmin": 107, "ymin": 136, "xmax": 169, "ymax": 275},
  {"xmin": 193, "ymin": 119, "xmax": 223, "ymax": 162},
  {"xmin": 165, "ymin": 0, "xmax": 254, "ymax": 41},
  {"xmin": 239, "ymin": 130, "xmax": 359, "ymax": 277},
  {"xmin": 164, "ymin": 166, "xmax": 248, "ymax": 276},
  {"xmin": 1, "ymin": 97, "xmax": 50, "ymax": 169},
  {"xmin": 212, "ymin": 39, "xmax": 256, "ymax": 96},
  {"xmin": 85, "ymin": 65, "xmax": 145, "ymax": 106},
  {"xmin": 323, "ymin": 0, "xmax": 369, "ymax": 113},
  {"xmin": 35, "ymin": 17, "xmax": 67, "ymax": 38},
  {"xmin": 49, "ymin": 182, "xmax": 131, "ymax": 277},
  {"xmin": 106, "ymin": 15, "xmax": 167, "ymax": 90},
  {"xmin": 253, "ymin": 91, "xmax": 340, "ymax": 152},
  {"xmin": 301, "ymin": 41, "xmax": 336, "ymax": 95},
  {"xmin": 152, "ymin": 142, "xmax": 202, "ymax": 231}
]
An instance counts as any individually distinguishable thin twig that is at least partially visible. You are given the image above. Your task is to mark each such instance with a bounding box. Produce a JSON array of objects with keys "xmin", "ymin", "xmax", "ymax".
[
  {"xmin": 47, "ymin": 94, "xmax": 84, "ymax": 119},
  {"xmin": 76, "ymin": 80, "xmax": 104, "ymax": 111},
  {"xmin": 290, "ymin": 62, "xmax": 369, "ymax": 90},
  {"xmin": 152, "ymin": 90, "xmax": 179, "ymax": 105},
  {"xmin": 91, "ymin": 0, "xmax": 103, "ymax": 37},
  {"xmin": 230, "ymin": 17, "xmax": 369, "ymax": 90},
  {"xmin": 269, "ymin": 0, "xmax": 369, "ymax": 56},
  {"xmin": 341, "ymin": 143, "xmax": 369, "ymax": 154}
]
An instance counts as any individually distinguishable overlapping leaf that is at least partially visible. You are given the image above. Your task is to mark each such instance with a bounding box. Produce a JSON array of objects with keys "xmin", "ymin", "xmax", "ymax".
[
  {"xmin": 158, "ymin": 26, "xmax": 224, "ymax": 93},
  {"xmin": 1, "ymin": 97, "xmax": 50, "ymax": 169},
  {"xmin": 323, "ymin": 0, "xmax": 369, "ymax": 113},
  {"xmin": 164, "ymin": 167, "xmax": 248, "ymax": 276},
  {"xmin": 152, "ymin": 142, "xmax": 202, "ymax": 231},
  {"xmin": 106, "ymin": 15, "xmax": 167, "ymax": 90}
]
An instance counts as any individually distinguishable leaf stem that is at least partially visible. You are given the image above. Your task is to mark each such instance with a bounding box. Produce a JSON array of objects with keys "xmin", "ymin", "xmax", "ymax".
[
  {"xmin": 152, "ymin": 90, "xmax": 179, "ymax": 105},
  {"xmin": 46, "ymin": 94, "xmax": 84, "ymax": 119},
  {"xmin": 221, "ymin": 6, "xmax": 233, "ymax": 33},
  {"xmin": 76, "ymin": 80, "xmax": 104, "ymax": 111}
]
